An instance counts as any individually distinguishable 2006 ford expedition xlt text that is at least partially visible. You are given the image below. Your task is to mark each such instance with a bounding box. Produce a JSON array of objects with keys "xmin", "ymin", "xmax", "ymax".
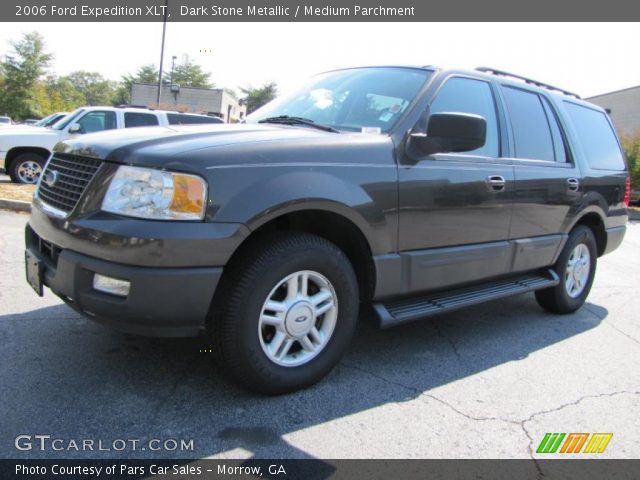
[{"xmin": 25, "ymin": 66, "xmax": 630, "ymax": 393}]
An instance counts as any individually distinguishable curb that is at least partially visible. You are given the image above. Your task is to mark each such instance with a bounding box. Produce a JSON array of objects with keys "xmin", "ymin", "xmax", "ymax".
[{"xmin": 0, "ymin": 198, "xmax": 31, "ymax": 212}]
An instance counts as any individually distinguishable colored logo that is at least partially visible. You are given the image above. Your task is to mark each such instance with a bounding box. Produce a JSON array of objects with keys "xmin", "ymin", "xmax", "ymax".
[{"xmin": 536, "ymin": 433, "xmax": 613, "ymax": 454}]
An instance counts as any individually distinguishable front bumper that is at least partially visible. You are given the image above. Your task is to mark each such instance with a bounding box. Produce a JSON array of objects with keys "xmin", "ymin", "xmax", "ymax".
[
  {"xmin": 26, "ymin": 223, "xmax": 223, "ymax": 337},
  {"xmin": 26, "ymin": 198, "xmax": 250, "ymax": 336}
]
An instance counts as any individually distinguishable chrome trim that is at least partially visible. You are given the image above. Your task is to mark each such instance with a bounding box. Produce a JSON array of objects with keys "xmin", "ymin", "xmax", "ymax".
[{"xmin": 33, "ymin": 192, "xmax": 68, "ymax": 219}]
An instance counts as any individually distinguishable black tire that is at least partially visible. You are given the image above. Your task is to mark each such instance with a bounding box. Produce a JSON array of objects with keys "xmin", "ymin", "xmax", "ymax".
[
  {"xmin": 9, "ymin": 152, "xmax": 46, "ymax": 184},
  {"xmin": 211, "ymin": 232, "xmax": 359, "ymax": 394},
  {"xmin": 535, "ymin": 225, "xmax": 597, "ymax": 314}
]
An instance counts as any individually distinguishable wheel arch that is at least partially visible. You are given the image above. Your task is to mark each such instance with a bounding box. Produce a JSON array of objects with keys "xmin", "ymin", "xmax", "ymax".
[
  {"xmin": 224, "ymin": 208, "xmax": 377, "ymax": 303},
  {"xmin": 570, "ymin": 210, "xmax": 607, "ymax": 257},
  {"xmin": 6, "ymin": 146, "xmax": 51, "ymax": 172}
]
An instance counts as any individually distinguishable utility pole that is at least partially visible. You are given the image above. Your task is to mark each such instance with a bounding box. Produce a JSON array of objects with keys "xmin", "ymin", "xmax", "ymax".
[{"xmin": 156, "ymin": 0, "xmax": 169, "ymax": 106}]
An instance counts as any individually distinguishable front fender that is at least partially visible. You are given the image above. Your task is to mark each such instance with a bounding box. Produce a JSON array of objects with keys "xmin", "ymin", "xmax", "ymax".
[{"xmin": 206, "ymin": 165, "xmax": 398, "ymax": 254}]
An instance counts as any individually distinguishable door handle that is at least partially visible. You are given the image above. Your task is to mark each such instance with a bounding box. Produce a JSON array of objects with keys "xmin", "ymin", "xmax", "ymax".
[
  {"xmin": 567, "ymin": 178, "xmax": 580, "ymax": 192},
  {"xmin": 486, "ymin": 175, "xmax": 506, "ymax": 192}
]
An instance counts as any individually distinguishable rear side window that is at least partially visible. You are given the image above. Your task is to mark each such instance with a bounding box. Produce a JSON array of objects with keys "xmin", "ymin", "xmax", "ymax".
[
  {"xmin": 125, "ymin": 112, "xmax": 159, "ymax": 128},
  {"xmin": 430, "ymin": 77, "xmax": 499, "ymax": 157},
  {"xmin": 564, "ymin": 102, "xmax": 625, "ymax": 170},
  {"xmin": 502, "ymin": 86, "xmax": 555, "ymax": 162},
  {"xmin": 167, "ymin": 113, "xmax": 223, "ymax": 125}
]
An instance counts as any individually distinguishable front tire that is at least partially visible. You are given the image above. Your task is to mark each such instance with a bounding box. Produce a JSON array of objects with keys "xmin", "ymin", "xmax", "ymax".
[
  {"xmin": 535, "ymin": 225, "xmax": 597, "ymax": 314},
  {"xmin": 9, "ymin": 152, "xmax": 46, "ymax": 184},
  {"xmin": 211, "ymin": 232, "xmax": 359, "ymax": 394}
]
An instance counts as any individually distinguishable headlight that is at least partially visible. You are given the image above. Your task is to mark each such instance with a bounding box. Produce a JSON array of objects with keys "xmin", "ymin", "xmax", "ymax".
[{"xmin": 102, "ymin": 165, "xmax": 207, "ymax": 220}]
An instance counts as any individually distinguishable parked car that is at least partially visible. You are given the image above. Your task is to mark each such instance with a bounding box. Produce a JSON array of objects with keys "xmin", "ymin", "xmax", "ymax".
[
  {"xmin": 0, "ymin": 116, "xmax": 12, "ymax": 126},
  {"xmin": 25, "ymin": 66, "xmax": 629, "ymax": 394},
  {"xmin": 34, "ymin": 112, "xmax": 69, "ymax": 128},
  {"xmin": 630, "ymin": 187, "xmax": 640, "ymax": 205},
  {"xmin": 0, "ymin": 106, "xmax": 224, "ymax": 184},
  {"xmin": 22, "ymin": 119, "xmax": 40, "ymax": 126}
]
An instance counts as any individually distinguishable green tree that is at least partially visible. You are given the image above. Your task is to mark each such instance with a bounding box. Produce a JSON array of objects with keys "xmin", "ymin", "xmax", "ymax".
[
  {"xmin": 115, "ymin": 64, "xmax": 159, "ymax": 104},
  {"xmin": 165, "ymin": 55, "xmax": 212, "ymax": 88},
  {"xmin": 44, "ymin": 75, "xmax": 86, "ymax": 112},
  {"xmin": 240, "ymin": 82, "xmax": 278, "ymax": 114},
  {"xmin": 620, "ymin": 131, "xmax": 640, "ymax": 189},
  {"xmin": 62, "ymin": 71, "xmax": 117, "ymax": 106},
  {"xmin": 0, "ymin": 32, "xmax": 52, "ymax": 119}
]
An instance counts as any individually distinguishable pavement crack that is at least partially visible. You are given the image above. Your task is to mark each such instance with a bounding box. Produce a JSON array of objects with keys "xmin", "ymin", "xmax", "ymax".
[
  {"xmin": 339, "ymin": 362, "xmax": 420, "ymax": 394},
  {"xmin": 522, "ymin": 390, "xmax": 640, "ymax": 425},
  {"xmin": 605, "ymin": 322, "xmax": 640, "ymax": 346},
  {"xmin": 583, "ymin": 304, "xmax": 640, "ymax": 347},
  {"xmin": 432, "ymin": 321, "xmax": 461, "ymax": 361},
  {"xmin": 149, "ymin": 354, "xmax": 200, "ymax": 425}
]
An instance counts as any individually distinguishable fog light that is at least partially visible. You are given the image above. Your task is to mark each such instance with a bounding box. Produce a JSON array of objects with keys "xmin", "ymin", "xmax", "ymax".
[{"xmin": 93, "ymin": 273, "xmax": 131, "ymax": 297}]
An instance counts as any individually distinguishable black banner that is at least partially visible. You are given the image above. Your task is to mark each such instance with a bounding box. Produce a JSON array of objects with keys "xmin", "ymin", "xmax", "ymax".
[
  {"xmin": 2, "ymin": 459, "xmax": 640, "ymax": 479},
  {"xmin": 4, "ymin": 0, "xmax": 640, "ymax": 21}
]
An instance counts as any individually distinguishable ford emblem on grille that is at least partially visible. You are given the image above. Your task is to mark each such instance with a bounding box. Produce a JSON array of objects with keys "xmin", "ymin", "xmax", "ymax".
[{"xmin": 43, "ymin": 170, "xmax": 59, "ymax": 188}]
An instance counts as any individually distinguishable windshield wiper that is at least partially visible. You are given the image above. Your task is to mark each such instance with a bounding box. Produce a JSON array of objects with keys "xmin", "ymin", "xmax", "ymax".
[{"xmin": 258, "ymin": 115, "xmax": 340, "ymax": 133}]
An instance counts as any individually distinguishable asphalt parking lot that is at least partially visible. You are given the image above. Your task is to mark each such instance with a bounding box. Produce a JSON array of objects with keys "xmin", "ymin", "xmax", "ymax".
[{"xmin": 0, "ymin": 207, "xmax": 638, "ymax": 460}]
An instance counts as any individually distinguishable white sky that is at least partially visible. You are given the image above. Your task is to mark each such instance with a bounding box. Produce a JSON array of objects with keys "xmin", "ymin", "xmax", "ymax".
[{"xmin": 0, "ymin": 22, "xmax": 638, "ymax": 98}]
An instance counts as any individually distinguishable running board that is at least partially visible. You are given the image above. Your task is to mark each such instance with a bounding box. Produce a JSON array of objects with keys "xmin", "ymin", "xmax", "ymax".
[{"xmin": 373, "ymin": 269, "xmax": 559, "ymax": 329}]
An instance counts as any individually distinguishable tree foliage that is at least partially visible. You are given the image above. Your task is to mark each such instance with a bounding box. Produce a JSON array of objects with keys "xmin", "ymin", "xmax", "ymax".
[
  {"xmin": 0, "ymin": 32, "xmax": 224, "ymax": 119},
  {"xmin": 61, "ymin": 71, "xmax": 117, "ymax": 106},
  {"xmin": 115, "ymin": 64, "xmax": 159, "ymax": 104},
  {"xmin": 240, "ymin": 82, "xmax": 278, "ymax": 114},
  {"xmin": 620, "ymin": 131, "xmax": 640, "ymax": 189},
  {"xmin": 0, "ymin": 32, "xmax": 52, "ymax": 119},
  {"xmin": 164, "ymin": 55, "xmax": 212, "ymax": 88}
]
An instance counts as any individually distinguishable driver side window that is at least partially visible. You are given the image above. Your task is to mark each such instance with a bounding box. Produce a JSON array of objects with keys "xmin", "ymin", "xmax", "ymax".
[
  {"xmin": 76, "ymin": 111, "xmax": 117, "ymax": 134},
  {"xmin": 430, "ymin": 77, "xmax": 499, "ymax": 157}
]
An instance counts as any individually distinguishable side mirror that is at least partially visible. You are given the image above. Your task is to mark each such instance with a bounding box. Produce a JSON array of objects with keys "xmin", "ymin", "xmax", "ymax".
[
  {"xmin": 68, "ymin": 123, "xmax": 83, "ymax": 134},
  {"xmin": 409, "ymin": 112, "xmax": 486, "ymax": 157}
]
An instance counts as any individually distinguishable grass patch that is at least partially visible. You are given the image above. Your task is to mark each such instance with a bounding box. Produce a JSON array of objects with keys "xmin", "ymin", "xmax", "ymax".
[{"xmin": 0, "ymin": 183, "xmax": 35, "ymax": 203}]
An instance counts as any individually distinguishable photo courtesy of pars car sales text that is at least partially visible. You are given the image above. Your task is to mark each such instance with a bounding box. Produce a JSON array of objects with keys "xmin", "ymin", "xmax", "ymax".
[
  {"xmin": 0, "ymin": 0, "xmax": 639, "ymax": 479},
  {"xmin": 16, "ymin": 463, "xmax": 284, "ymax": 476}
]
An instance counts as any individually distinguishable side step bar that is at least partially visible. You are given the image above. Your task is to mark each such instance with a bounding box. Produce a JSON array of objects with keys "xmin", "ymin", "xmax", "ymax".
[{"xmin": 373, "ymin": 269, "xmax": 559, "ymax": 329}]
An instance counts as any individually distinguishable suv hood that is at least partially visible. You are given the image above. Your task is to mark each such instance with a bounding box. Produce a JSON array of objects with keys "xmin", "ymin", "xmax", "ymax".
[
  {"xmin": 54, "ymin": 123, "xmax": 393, "ymax": 170},
  {"xmin": 0, "ymin": 126, "xmax": 59, "ymax": 138}
]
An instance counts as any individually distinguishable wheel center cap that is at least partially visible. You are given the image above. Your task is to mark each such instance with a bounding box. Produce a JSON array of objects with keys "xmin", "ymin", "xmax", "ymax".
[{"xmin": 285, "ymin": 302, "xmax": 314, "ymax": 337}]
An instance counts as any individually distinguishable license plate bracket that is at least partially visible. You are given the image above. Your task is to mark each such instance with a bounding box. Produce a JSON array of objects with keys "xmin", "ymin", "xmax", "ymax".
[{"xmin": 25, "ymin": 249, "xmax": 43, "ymax": 297}]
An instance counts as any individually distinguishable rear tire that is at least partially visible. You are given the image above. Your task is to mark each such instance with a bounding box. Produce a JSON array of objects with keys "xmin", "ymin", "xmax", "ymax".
[
  {"xmin": 211, "ymin": 232, "xmax": 359, "ymax": 394},
  {"xmin": 9, "ymin": 152, "xmax": 46, "ymax": 184},
  {"xmin": 535, "ymin": 225, "xmax": 597, "ymax": 314}
]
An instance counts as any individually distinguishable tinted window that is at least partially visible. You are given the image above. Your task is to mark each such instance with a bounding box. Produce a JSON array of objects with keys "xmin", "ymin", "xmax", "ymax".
[
  {"xmin": 502, "ymin": 86, "xmax": 554, "ymax": 161},
  {"xmin": 430, "ymin": 77, "xmax": 499, "ymax": 157},
  {"xmin": 125, "ymin": 112, "xmax": 159, "ymax": 128},
  {"xmin": 167, "ymin": 113, "xmax": 223, "ymax": 125},
  {"xmin": 564, "ymin": 102, "xmax": 625, "ymax": 170},
  {"xmin": 76, "ymin": 111, "xmax": 116, "ymax": 133}
]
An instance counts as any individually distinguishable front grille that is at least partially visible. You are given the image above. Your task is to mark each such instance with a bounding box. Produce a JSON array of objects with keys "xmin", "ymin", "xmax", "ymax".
[{"xmin": 37, "ymin": 153, "xmax": 102, "ymax": 214}]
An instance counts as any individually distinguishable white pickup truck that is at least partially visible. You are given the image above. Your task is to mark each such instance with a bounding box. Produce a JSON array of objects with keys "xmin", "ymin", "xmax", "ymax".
[{"xmin": 0, "ymin": 106, "xmax": 223, "ymax": 183}]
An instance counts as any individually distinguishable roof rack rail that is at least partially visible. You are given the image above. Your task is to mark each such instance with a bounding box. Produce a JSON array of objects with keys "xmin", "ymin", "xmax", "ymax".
[
  {"xmin": 475, "ymin": 67, "xmax": 581, "ymax": 99},
  {"xmin": 114, "ymin": 104, "xmax": 156, "ymax": 110}
]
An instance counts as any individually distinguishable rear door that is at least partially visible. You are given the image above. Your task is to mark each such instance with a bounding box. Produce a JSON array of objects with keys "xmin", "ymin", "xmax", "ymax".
[
  {"xmin": 398, "ymin": 75, "xmax": 514, "ymax": 293},
  {"xmin": 500, "ymin": 85, "xmax": 581, "ymax": 272}
]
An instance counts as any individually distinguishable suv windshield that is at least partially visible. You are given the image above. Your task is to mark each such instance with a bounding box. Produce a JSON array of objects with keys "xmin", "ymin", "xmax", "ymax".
[{"xmin": 247, "ymin": 67, "xmax": 432, "ymax": 133}]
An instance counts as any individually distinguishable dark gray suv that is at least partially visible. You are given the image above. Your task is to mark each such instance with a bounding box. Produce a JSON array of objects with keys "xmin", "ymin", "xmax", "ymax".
[{"xmin": 25, "ymin": 66, "xmax": 630, "ymax": 393}]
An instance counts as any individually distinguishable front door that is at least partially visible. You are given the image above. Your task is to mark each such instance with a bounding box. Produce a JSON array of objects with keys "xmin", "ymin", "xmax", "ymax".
[{"xmin": 398, "ymin": 76, "xmax": 514, "ymax": 294}]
